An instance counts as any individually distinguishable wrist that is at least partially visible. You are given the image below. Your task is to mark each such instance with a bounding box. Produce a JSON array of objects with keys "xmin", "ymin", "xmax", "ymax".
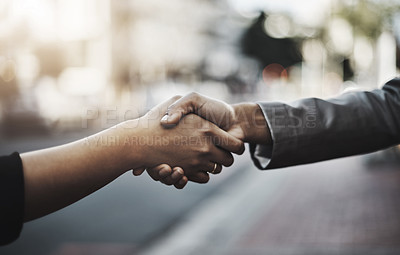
[
  {"xmin": 116, "ymin": 119, "xmax": 148, "ymax": 171},
  {"xmin": 232, "ymin": 103, "xmax": 272, "ymax": 145},
  {"xmin": 82, "ymin": 119, "xmax": 146, "ymax": 176}
]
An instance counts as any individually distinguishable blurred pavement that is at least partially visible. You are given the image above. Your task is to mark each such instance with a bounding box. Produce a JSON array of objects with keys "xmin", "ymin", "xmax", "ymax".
[
  {"xmin": 1, "ymin": 132, "xmax": 400, "ymax": 255},
  {"xmin": 142, "ymin": 155, "xmax": 400, "ymax": 255}
]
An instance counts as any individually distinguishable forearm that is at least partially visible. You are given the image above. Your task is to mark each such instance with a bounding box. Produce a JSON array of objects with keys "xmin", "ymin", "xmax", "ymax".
[
  {"xmin": 21, "ymin": 120, "xmax": 142, "ymax": 221},
  {"xmin": 253, "ymin": 78, "xmax": 400, "ymax": 169}
]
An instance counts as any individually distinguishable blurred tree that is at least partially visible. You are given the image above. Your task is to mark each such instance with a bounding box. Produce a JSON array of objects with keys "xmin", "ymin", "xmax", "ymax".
[
  {"xmin": 335, "ymin": 0, "xmax": 400, "ymax": 70},
  {"xmin": 336, "ymin": 0, "xmax": 400, "ymax": 39}
]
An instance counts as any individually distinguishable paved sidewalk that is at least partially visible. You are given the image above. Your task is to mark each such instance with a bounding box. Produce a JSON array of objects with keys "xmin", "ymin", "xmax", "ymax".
[{"xmin": 141, "ymin": 156, "xmax": 400, "ymax": 255}]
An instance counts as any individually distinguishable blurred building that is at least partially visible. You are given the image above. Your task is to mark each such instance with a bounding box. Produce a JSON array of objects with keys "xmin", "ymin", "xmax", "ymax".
[{"xmin": 0, "ymin": 0, "xmax": 399, "ymax": 135}]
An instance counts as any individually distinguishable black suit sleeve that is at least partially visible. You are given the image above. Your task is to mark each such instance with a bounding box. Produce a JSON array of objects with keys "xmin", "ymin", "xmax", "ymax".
[
  {"xmin": 250, "ymin": 78, "xmax": 400, "ymax": 169},
  {"xmin": 0, "ymin": 152, "xmax": 24, "ymax": 245}
]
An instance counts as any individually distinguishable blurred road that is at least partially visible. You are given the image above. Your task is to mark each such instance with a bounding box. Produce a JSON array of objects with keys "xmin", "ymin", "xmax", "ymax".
[
  {"xmin": 1, "ymin": 132, "xmax": 400, "ymax": 255},
  {"xmin": 0, "ymin": 131, "xmax": 250, "ymax": 255},
  {"xmin": 143, "ymin": 153, "xmax": 400, "ymax": 255}
]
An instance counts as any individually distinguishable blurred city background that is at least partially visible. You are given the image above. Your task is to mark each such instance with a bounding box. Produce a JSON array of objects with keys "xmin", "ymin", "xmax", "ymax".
[{"xmin": 1, "ymin": 0, "xmax": 400, "ymax": 254}]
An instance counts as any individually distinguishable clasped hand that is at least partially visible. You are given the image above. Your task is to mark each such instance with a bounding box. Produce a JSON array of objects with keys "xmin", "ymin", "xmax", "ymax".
[{"xmin": 130, "ymin": 94, "xmax": 246, "ymax": 189}]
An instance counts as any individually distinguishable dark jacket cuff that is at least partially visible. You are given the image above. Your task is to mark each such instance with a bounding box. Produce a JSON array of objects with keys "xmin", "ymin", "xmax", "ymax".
[{"xmin": 0, "ymin": 152, "xmax": 24, "ymax": 245}]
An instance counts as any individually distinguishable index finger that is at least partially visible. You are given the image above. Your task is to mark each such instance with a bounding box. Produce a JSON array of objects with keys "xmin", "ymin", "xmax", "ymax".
[{"xmin": 209, "ymin": 124, "xmax": 245, "ymax": 155}]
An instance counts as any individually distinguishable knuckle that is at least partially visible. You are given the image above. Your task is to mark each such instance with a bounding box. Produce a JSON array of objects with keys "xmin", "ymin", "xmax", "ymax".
[
  {"xmin": 171, "ymin": 95, "xmax": 182, "ymax": 102},
  {"xmin": 160, "ymin": 169, "xmax": 172, "ymax": 177},
  {"xmin": 171, "ymin": 174, "xmax": 181, "ymax": 181},
  {"xmin": 188, "ymin": 92, "xmax": 200, "ymax": 100}
]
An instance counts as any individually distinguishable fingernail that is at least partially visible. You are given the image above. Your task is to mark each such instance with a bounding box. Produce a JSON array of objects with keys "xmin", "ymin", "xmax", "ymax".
[{"xmin": 161, "ymin": 114, "xmax": 169, "ymax": 122}]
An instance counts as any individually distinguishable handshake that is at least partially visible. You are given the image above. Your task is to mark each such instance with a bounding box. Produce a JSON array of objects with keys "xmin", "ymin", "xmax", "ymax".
[
  {"xmin": 10, "ymin": 79, "xmax": 399, "ymax": 240},
  {"xmin": 20, "ymin": 91, "xmax": 272, "ymax": 222},
  {"xmin": 124, "ymin": 92, "xmax": 272, "ymax": 189},
  {"xmin": 7, "ymin": 79, "xmax": 398, "ymax": 244}
]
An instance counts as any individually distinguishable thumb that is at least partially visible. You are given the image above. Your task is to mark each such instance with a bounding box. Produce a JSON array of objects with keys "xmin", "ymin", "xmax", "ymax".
[
  {"xmin": 160, "ymin": 111, "xmax": 182, "ymax": 126},
  {"xmin": 160, "ymin": 92, "xmax": 203, "ymax": 126}
]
